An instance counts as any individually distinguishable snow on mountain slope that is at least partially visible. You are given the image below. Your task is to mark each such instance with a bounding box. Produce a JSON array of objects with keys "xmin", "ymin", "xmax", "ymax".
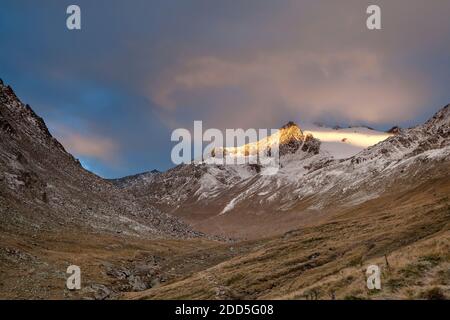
[
  {"xmin": 117, "ymin": 122, "xmax": 322, "ymax": 209},
  {"xmin": 121, "ymin": 122, "xmax": 393, "ymax": 207},
  {"xmin": 304, "ymin": 126, "xmax": 392, "ymax": 159},
  {"xmin": 118, "ymin": 104, "xmax": 450, "ymax": 238},
  {"xmin": 121, "ymin": 121, "xmax": 392, "ymax": 210}
]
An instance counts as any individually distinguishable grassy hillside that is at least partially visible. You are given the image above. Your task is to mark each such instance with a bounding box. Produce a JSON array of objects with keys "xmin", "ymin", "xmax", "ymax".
[
  {"xmin": 1, "ymin": 172, "xmax": 448, "ymax": 300},
  {"xmin": 126, "ymin": 176, "xmax": 450, "ymax": 300}
]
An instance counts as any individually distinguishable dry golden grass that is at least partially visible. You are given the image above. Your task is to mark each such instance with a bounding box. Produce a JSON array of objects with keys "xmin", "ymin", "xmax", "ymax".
[
  {"xmin": 0, "ymin": 229, "xmax": 246, "ymax": 299},
  {"xmin": 126, "ymin": 176, "xmax": 450, "ymax": 300},
  {"xmin": 1, "ymin": 176, "xmax": 449, "ymax": 300}
]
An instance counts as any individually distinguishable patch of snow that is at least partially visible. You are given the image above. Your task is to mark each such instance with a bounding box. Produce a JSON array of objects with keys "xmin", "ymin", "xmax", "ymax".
[
  {"xmin": 304, "ymin": 125, "xmax": 391, "ymax": 159},
  {"xmin": 220, "ymin": 197, "xmax": 239, "ymax": 215}
]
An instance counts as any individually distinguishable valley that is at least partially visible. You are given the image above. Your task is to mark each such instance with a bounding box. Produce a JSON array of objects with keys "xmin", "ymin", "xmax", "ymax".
[{"xmin": 0, "ymin": 79, "xmax": 449, "ymax": 300}]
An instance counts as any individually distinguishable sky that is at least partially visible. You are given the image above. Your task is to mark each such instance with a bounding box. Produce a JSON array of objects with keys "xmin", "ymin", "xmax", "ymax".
[{"xmin": 0, "ymin": 0, "xmax": 449, "ymax": 178}]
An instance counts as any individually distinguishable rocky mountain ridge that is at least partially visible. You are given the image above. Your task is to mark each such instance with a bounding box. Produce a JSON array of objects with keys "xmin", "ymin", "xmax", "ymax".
[
  {"xmin": 0, "ymin": 80, "xmax": 201, "ymax": 239},
  {"xmin": 2, "ymin": 78, "xmax": 449, "ymax": 239},
  {"xmin": 117, "ymin": 104, "xmax": 450, "ymax": 238},
  {"xmin": 0, "ymin": 79, "xmax": 448, "ymax": 300}
]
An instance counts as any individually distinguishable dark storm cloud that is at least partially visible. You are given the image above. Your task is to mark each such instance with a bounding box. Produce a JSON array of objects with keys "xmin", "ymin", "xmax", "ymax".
[{"xmin": 0, "ymin": 0, "xmax": 449, "ymax": 177}]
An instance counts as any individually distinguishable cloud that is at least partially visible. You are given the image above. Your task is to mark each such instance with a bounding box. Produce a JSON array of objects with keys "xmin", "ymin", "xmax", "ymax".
[
  {"xmin": 50, "ymin": 125, "xmax": 119, "ymax": 164},
  {"xmin": 2, "ymin": 0, "xmax": 450, "ymax": 176},
  {"xmin": 151, "ymin": 49, "xmax": 431, "ymax": 127},
  {"xmin": 141, "ymin": 0, "xmax": 450, "ymax": 129}
]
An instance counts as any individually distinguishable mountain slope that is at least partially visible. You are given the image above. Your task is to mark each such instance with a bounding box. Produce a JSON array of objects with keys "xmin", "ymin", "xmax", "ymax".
[
  {"xmin": 304, "ymin": 125, "xmax": 392, "ymax": 159},
  {"xmin": 117, "ymin": 105, "xmax": 450, "ymax": 239},
  {"xmin": 127, "ymin": 174, "xmax": 450, "ymax": 300},
  {"xmin": 1, "ymin": 79, "xmax": 448, "ymax": 300},
  {"xmin": 0, "ymin": 80, "xmax": 216, "ymax": 299},
  {"xmin": 0, "ymin": 80, "xmax": 200, "ymax": 239}
]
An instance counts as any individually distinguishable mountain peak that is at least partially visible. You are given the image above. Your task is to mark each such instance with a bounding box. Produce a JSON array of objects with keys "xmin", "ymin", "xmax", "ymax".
[
  {"xmin": 278, "ymin": 121, "xmax": 304, "ymax": 144},
  {"xmin": 387, "ymin": 126, "xmax": 402, "ymax": 135},
  {"xmin": 109, "ymin": 169, "xmax": 161, "ymax": 188},
  {"xmin": 0, "ymin": 81, "xmax": 18, "ymax": 103},
  {"xmin": 423, "ymin": 104, "xmax": 450, "ymax": 132},
  {"xmin": 431, "ymin": 103, "xmax": 450, "ymax": 118},
  {"xmin": 435, "ymin": 103, "xmax": 450, "ymax": 119},
  {"xmin": 0, "ymin": 81, "xmax": 70, "ymax": 157},
  {"xmin": 280, "ymin": 121, "xmax": 299, "ymax": 129},
  {"xmin": 277, "ymin": 121, "xmax": 320, "ymax": 155}
]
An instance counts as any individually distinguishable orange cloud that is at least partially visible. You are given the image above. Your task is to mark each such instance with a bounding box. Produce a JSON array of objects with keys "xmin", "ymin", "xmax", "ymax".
[
  {"xmin": 51, "ymin": 125, "xmax": 119, "ymax": 163},
  {"xmin": 150, "ymin": 50, "xmax": 430, "ymax": 127}
]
